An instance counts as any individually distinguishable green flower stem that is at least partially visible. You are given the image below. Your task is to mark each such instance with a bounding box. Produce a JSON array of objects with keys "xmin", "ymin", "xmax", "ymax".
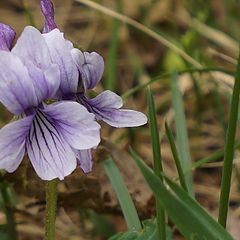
[
  {"xmin": 45, "ymin": 179, "xmax": 58, "ymax": 240},
  {"xmin": 218, "ymin": 49, "xmax": 240, "ymax": 227}
]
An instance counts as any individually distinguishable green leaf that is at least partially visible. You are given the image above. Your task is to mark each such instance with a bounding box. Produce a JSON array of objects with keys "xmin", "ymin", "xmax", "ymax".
[
  {"xmin": 103, "ymin": 158, "xmax": 141, "ymax": 231},
  {"xmin": 130, "ymin": 149, "xmax": 234, "ymax": 240},
  {"xmin": 109, "ymin": 219, "xmax": 173, "ymax": 240},
  {"xmin": 171, "ymin": 73, "xmax": 193, "ymax": 195},
  {"xmin": 218, "ymin": 50, "xmax": 240, "ymax": 227}
]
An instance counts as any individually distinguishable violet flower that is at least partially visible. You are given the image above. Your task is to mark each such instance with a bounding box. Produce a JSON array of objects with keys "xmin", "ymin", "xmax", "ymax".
[
  {"xmin": 40, "ymin": 0, "xmax": 147, "ymax": 172},
  {"xmin": 40, "ymin": 0, "xmax": 147, "ymax": 127},
  {"xmin": 0, "ymin": 25, "xmax": 100, "ymax": 180}
]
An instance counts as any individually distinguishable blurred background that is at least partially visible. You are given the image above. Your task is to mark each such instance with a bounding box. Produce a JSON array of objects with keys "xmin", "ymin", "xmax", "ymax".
[{"xmin": 0, "ymin": 0, "xmax": 239, "ymax": 239}]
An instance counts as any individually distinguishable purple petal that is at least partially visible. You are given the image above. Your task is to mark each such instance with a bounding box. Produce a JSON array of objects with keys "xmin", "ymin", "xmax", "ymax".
[
  {"xmin": 42, "ymin": 101, "xmax": 101, "ymax": 150},
  {"xmin": 88, "ymin": 90, "xmax": 123, "ymax": 108},
  {"xmin": 82, "ymin": 90, "xmax": 148, "ymax": 128},
  {"xmin": 0, "ymin": 115, "xmax": 33, "ymax": 172},
  {"xmin": 40, "ymin": 0, "xmax": 57, "ymax": 33},
  {"xmin": 71, "ymin": 48, "xmax": 104, "ymax": 90},
  {"xmin": 43, "ymin": 29, "xmax": 79, "ymax": 97},
  {"xmin": 97, "ymin": 109, "xmax": 148, "ymax": 128},
  {"xmin": 26, "ymin": 110, "xmax": 77, "ymax": 180},
  {"xmin": 75, "ymin": 149, "xmax": 93, "ymax": 173},
  {"xmin": 0, "ymin": 51, "xmax": 38, "ymax": 114},
  {"xmin": 0, "ymin": 23, "xmax": 16, "ymax": 51},
  {"xmin": 12, "ymin": 26, "xmax": 60, "ymax": 101}
]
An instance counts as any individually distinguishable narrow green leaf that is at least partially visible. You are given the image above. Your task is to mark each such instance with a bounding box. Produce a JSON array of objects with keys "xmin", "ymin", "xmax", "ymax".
[
  {"xmin": 165, "ymin": 122, "xmax": 188, "ymax": 192},
  {"xmin": 171, "ymin": 73, "xmax": 193, "ymax": 195},
  {"xmin": 147, "ymin": 87, "xmax": 166, "ymax": 240},
  {"xmin": 130, "ymin": 149, "xmax": 234, "ymax": 240},
  {"xmin": 103, "ymin": 158, "xmax": 141, "ymax": 231},
  {"xmin": 218, "ymin": 48, "xmax": 240, "ymax": 227},
  {"xmin": 147, "ymin": 87, "xmax": 163, "ymax": 177}
]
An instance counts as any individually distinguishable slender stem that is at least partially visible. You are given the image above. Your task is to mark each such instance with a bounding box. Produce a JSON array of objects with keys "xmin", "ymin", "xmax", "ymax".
[
  {"xmin": 218, "ymin": 48, "xmax": 240, "ymax": 227},
  {"xmin": 45, "ymin": 179, "xmax": 58, "ymax": 240}
]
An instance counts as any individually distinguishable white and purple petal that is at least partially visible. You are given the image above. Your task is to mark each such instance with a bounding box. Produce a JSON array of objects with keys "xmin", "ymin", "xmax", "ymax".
[
  {"xmin": 0, "ymin": 115, "xmax": 33, "ymax": 172},
  {"xmin": 43, "ymin": 29, "xmax": 79, "ymax": 97},
  {"xmin": 42, "ymin": 101, "xmax": 101, "ymax": 150},
  {"xmin": 80, "ymin": 90, "xmax": 148, "ymax": 128},
  {"xmin": 0, "ymin": 51, "xmax": 38, "ymax": 114},
  {"xmin": 71, "ymin": 48, "xmax": 104, "ymax": 90},
  {"xmin": 75, "ymin": 149, "xmax": 93, "ymax": 173},
  {"xmin": 0, "ymin": 23, "xmax": 16, "ymax": 51},
  {"xmin": 40, "ymin": 0, "xmax": 57, "ymax": 33},
  {"xmin": 12, "ymin": 26, "xmax": 60, "ymax": 102},
  {"xmin": 26, "ymin": 110, "xmax": 77, "ymax": 180},
  {"xmin": 96, "ymin": 109, "xmax": 148, "ymax": 128}
]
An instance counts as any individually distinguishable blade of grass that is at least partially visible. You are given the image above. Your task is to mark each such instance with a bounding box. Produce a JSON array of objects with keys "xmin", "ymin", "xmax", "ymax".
[
  {"xmin": 165, "ymin": 122, "xmax": 188, "ymax": 192},
  {"xmin": 218, "ymin": 48, "xmax": 240, "ymax": 227},
  {"xmin": 121, "ymin": 67, "xmax": 234, "ymax": 99},
  {"xmin": 130, "ymin": 149, "xmax": 234, "ymax": 240},
  {"xmin": 75, "ymin": 0, "xmax": 201, "ymax": 68},
  {"xmin": 147, "ymin": 87, "xmax": 166, "ymax": 240},
  {"xmin": 105, "ymin": 0, "xmax": 122, "ymax": 91},
  {"xmin": 171, "ymin": 73, "xmax": 193, "ymax": 196},
  {"xmin": 103, "ymin": 158, "xmax": 141, "ymax": 231}
]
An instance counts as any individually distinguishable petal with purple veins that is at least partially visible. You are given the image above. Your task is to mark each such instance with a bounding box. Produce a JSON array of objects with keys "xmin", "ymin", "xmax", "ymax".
[
  {"xmin": 75, "ymin": 149, "xmax": 93, "ymax": 173},
  {"xmin": 26, "ymin": 110, "xmax": 77, "ymax": 180},
  {"xmin": 0, "ymin": 51, "xmax": 38, "ymax": 114},
  {"xmin": 82, "ymin": 90, "xmax": 148, "ymax": 128},
  {"xmin": 96, "ymin": 109, "xmax": 148, "ymax": 128},
  {"xmin": 42, "ymin": 101, "xmax": 101, "ymax": 150},
  {"xmin": 71, "ymin": 48, "xmax": 104, "ymax": 90},
  {"xmin": 0, "ymin": 115, "xmax": 33, "ymax": 172},
  {"xmin": 12, "ymin": 26, "xmax": 60, "ymax": 101},
  {"xmin": 0, "ymin": 23, "xmax": 16, "ymax": 51},
  {"xmin": 40, "ymin": 0, "xmax": 57, "ymax": 33},
  {"xmin": 43, "ymin": 29, "xmax": 79, "ymax": 97}
]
